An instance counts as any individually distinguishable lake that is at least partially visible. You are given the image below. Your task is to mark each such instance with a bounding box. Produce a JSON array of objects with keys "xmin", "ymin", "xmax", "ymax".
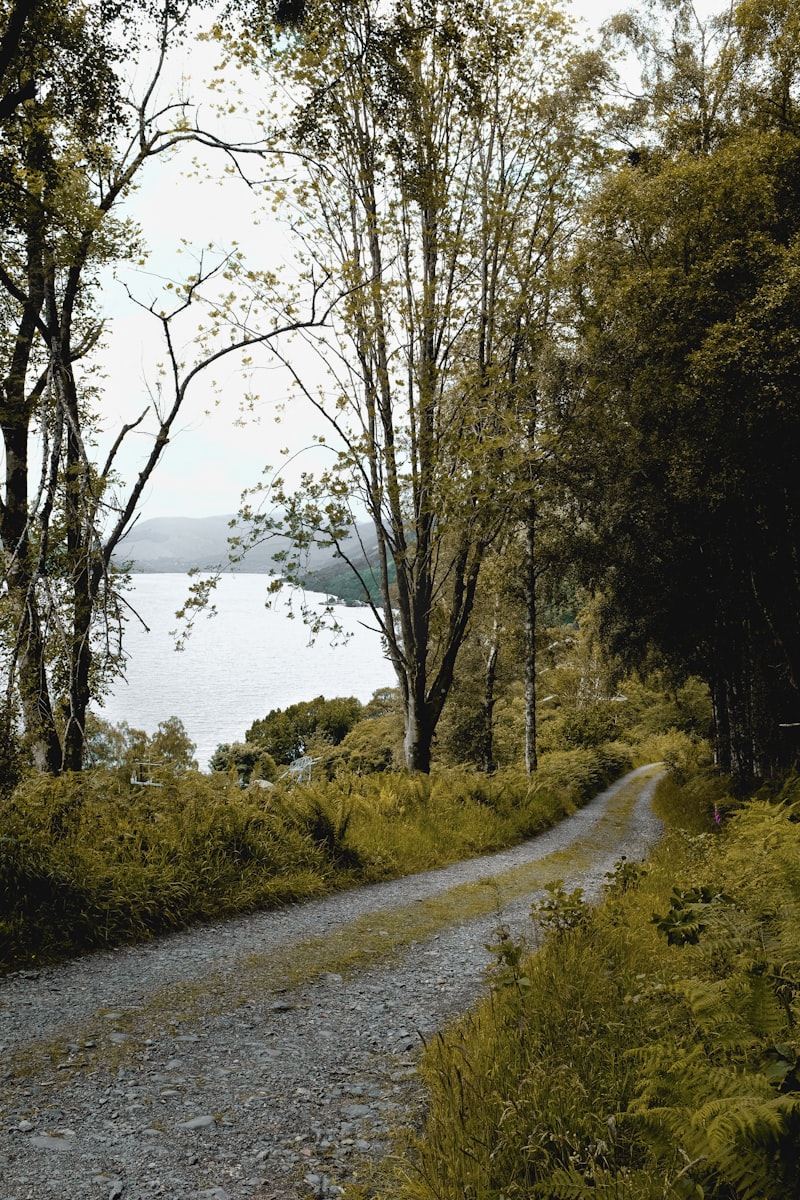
[{"xmin": 98, "ymin": 574, "xmax": 394, "ymax": 769}]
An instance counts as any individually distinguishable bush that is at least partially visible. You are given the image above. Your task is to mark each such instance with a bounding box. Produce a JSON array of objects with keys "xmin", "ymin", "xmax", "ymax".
[
  {"xmin": 393, "ymin": 768, "xmax": 800, "ymax": 1200},
  {"xmin": 85, "ymin": 714, "xmax": 197, "ymax": 779},
  {"xmin": 319, "ymin": 713, "xmax": 403, "ymax": 776},
  {"xmin": 0, "ymin": 702, "xmax": 24, "ymax": 798},
  {"xmin": 0, "ymin": 770, "xmax": 334, "ymax": 969},
  {"xmin": 209, "ymin": 741, "xmax": 278, "ymax": 784},
  {"xmin": 245, "ymin": 695, "xmax": 364, "ymax": 764},
  {"xmin": 635, "ymin": 727, "xmax": 713, "ymax": 776}
]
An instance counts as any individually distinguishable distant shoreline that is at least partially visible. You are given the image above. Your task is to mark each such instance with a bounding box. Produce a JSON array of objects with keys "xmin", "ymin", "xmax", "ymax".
[{"xmin": 111, "ymin": 514, "xmax": 382, "ymax": 605}]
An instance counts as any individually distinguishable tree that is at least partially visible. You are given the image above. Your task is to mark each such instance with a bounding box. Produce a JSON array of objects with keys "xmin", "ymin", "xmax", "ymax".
[
  {"xmin": 514, "ymin": 343, "xmax": 594, "ymax": 774},
  {"xmin": 85, "ymin": 713, "xmax": 197, "ymax": 776},
  {"xmin": 209, "ymin": 740, "xmax": 277, "ymax": 783},
  {"xmin": 0, "ymin": 0, "xmax": 327, "ymax": 773},
  {"xmin": 231, "ymin": 0, "xmax": 603, "ymax": 772},
  {"xmin": 244, "ymin": 695, "xmax": 363, "ymax": 764},
  {"xmin": 569, "ymin": 0, "xmax": 800, "ymax": 780},
  {"xmin": 1, "ymin": 0, "xmax": 131, "ymax": 771},
  {"xmin": 433, "ymin": 549, "xmax": 511, "ymax": 772}
]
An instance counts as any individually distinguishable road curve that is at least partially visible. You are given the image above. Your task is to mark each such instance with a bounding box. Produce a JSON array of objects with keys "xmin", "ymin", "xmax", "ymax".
[{"xmin": 0, "ymin": 764, "xmax": 664, "ymax": 1200}]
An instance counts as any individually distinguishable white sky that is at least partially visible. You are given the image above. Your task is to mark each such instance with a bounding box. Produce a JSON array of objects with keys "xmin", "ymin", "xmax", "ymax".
[{"xmin": 96, "ymin": 0, "xmax": 714, "ymax": 525}]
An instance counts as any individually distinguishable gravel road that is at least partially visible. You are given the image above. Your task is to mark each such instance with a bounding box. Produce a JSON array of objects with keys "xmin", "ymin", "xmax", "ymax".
[{"xmin": 0, "ymin": 765, "xmax": 664, "ymax": 1200}]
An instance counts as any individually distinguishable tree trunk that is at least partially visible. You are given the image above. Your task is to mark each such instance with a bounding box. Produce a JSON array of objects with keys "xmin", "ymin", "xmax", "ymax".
[
  {"xmin": 59, "ymin": 339, "xmax": 93, "ymax": 773},
  {"xmin": 479, "ymin": 618, "xmax": 500, "ymax": 774},
  {"xmin": 61, "ymin": 559, "xmax": 94, "ymax": 772},
  {"xmin": 523, "ymin": 497, "xmax": 538, "ymax": 774},
  {"xmin": 1, "ymin": 418, "xmax": 62, "ymax": 773},
  {"xmin": 749, "ymin": 488, "xmax": 800, "ymax": 693},
  {"xmin": 11, "ymin": 582, "xmax": 62, "ymax": 772},
  {"xmin": 711, "ymin": 676, "xmax": 732, "ymax": 775},
  {"xmin": 712, "ymin": 615, "xmax": 756, "ymax": 787},
  {"xmin": 403, "ymin": 689, "xmax": 433, "ymax": 774},
  {"xmin": 0, "ymin": 183, "xmax": 63, "ymax": 771}
]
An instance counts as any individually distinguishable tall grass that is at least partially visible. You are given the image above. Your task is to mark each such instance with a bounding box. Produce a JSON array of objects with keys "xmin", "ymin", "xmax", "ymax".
[
  {"xmin": 387, "ymin": 769, "xmax": 800, "ymax": 1200},
  {"xmin": 0, "ymin": 744, "xmax": 631, "ymax": 973}
]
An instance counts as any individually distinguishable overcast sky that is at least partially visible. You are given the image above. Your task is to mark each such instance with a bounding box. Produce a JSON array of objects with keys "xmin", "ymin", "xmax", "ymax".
[{"xmin": 99, "ymin": 0, "xmax": 713, "ymax": 526}]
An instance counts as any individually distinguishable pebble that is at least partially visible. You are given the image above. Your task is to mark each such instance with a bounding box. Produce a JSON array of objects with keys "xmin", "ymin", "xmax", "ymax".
[
  {"xmin": 30, "ymin": 1133, "xmax": 75, "ymax": 1150},
  {"xmin": 0, "ymin": 769, "xmax": 664, "ymax": 1199}
]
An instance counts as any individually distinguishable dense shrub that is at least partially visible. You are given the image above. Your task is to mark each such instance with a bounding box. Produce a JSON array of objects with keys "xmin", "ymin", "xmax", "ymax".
[
  {"xmin": 318, "ymin": 712, "xmax": 404, "ymax": 777},
  {"xmin": 208, "ymin": 741, "xmax": 278, "ymax": 783},
  {"xmin": 244, "ymin": 695, "xmax": 364, "ymax": 764},
  {"xmin": 392, "ymin": 769, "xmax": 800, "ymax": 1200},
  {"xmin": 0, "ymin": 770, "xmax": 334, "ymax": 969},
  {"xmin": 84, "ymin": 714, "xmax": 198, "ymax": 778},
  {"xmin": 0, "ymin": 702, "xmax": 25, "ymax": 798}
]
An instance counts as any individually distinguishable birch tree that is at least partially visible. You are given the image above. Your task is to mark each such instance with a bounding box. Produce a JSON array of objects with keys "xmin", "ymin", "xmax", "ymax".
[{"xmin": 234, "ymin": 0, "xmax": 602, "ymax": 772}]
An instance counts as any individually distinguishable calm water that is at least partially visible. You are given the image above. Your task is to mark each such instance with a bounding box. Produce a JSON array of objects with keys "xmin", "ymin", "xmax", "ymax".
[{"xmin": 98, "ymin": 574, "xmax": 393, "ymax": 769}]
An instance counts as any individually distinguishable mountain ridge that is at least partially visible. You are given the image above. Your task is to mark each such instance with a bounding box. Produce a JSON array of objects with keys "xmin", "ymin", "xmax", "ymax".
[{"xmin": 111, "ymin": 514, "xmax": 382, "ymax": 605}]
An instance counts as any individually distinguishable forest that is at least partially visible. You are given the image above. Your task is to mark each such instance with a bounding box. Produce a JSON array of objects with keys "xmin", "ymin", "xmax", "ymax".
[
  {"xmin": 1, "ymin": 0, "xmax": 799, "ymax": 781},
  {"xmin": 2, "ymin": 0, "xmax": 800, "ymax": 1197}
]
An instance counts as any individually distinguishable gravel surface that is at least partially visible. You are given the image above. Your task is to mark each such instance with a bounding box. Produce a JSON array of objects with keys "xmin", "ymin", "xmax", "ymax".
[{"xmin": 0, "ymin": 766, "xmax": 664, "ymax": 1200}]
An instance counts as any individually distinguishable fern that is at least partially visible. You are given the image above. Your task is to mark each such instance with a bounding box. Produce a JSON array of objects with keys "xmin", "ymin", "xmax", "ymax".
[
  {"xmin": 387, "ymin": 772, "xmax": 800, "ymax": 1200},
  {"xmin": 632, "ymin": 1047, "xmax": 800, "ymax": 1198},
  {"xmin": 697, "ymin": 1090, "xmax": 800, "ymax": 1199},
  {"xmin": 533, "ymin": 1163, "xmax": 658, "ymax": 1199}
]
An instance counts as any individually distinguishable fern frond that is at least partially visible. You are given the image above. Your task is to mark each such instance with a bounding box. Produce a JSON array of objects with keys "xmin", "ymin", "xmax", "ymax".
[
  {"xmin": 695, "ymin": 1088, "xmax": 795, "ymax": 1146},
  {"xmin": 674, "ymin": 967, "xmax": 791, "ymax": 1056},
  {"xmin": 533, "ymin": 1163, "xmax": 657, "ymax": 1199},
  {"xmin": 634, "ymin": 1086, "xmax": 800, "ymax": 1200}
]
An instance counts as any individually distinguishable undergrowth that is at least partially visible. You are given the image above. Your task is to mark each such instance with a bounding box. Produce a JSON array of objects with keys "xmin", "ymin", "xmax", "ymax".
[
  {"xmin": 0, "ymin": 744, "xmax": 631, "ymax": 972},
  {"xmin": 378, "ymin": 768, "xmax": 800, "ymax": 1200}
]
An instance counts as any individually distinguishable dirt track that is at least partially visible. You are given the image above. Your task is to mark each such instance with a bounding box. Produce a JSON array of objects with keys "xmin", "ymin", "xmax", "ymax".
[{"xmin": 0, "ymin": 765, "xmax": 664, "ymax": 1200}]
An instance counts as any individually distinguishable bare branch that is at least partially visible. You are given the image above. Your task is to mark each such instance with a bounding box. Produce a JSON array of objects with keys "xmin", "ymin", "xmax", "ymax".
[
  {"xmin": 101, "ymin": 406, "xmax": 150, "ymax": 479},
  {"xmin": 102, "ymin": 269, "xmax": 335, "ymax": 565}
]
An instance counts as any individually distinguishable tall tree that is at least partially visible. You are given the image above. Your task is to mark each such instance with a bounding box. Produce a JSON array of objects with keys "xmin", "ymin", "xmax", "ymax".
[
  {"xmin": 0, "ymin": 0, "xmax": 322, "ymax": 772},
  {"xmin": 569, "ymin": 0, "xmax": 800, "ymax": 780},
  {"xmin": 231, "ymin": 0, "xmax": 602, "ymax": 771}
]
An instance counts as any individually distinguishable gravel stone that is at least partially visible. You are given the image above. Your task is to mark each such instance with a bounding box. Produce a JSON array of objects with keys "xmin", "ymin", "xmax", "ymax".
[{"xmin": 0, "ymin": 767, "xmax": 663, "ymax": 1200}]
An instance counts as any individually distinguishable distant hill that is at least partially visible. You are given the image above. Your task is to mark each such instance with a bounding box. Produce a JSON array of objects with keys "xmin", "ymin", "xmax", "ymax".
[{"xmin": 111, "ymin": 514, "xmax": 385, "ymax": 604}]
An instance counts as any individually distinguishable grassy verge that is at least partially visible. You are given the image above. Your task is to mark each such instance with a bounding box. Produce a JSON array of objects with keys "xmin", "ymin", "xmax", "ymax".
[
  {"xmin": 0, "ymin": 744, "xmax": 631, "ymax": 973},
  {"xmin": 374, "ymin": 768, "xmax": 800, "ymax": 1200}
]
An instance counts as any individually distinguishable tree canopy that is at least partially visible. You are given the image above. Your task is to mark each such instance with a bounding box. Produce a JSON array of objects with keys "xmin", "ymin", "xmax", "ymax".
[
  {"xmin": 567, "ymin": 0, "xmax": 800, "ymax": 780},
  {"xmin": 226, "ymin": 0, "xmax": 604, "ymax": 771},
  {"xmin": 0, "ymin": 0, "xmax": 324, "ymax": 772},
  {"xmin": 2, "ymin": 0, "xmax": 800, "ymax": 786}
]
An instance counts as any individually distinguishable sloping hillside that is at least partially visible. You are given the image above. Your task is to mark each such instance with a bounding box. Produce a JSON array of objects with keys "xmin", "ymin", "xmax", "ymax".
[{"xmin": 111, "ymin": 514, "xmax": 383, "ymax": 603}]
